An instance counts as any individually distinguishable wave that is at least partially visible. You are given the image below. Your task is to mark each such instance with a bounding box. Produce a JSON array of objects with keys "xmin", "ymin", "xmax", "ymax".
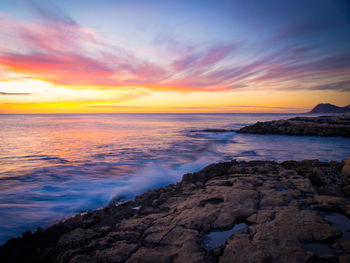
[
  {"xmin": 0, "ymin": 154, "xmax": 218, "ymax": 244},
  {"xmin": 0, "ymin": 154, "xmax": 68, "ymax": 163},
  {"xmin": 109, "ymin": 154, "xmax": 218, "ymax": 202},
  {"xmin": 189, "ymin": 128, "xmax": 236, "ymax": 133}
]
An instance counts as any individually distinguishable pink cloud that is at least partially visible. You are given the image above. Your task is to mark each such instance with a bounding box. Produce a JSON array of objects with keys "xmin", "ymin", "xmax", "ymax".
[
  {"xmin": 1, "ymin": 8, "xmax": 350, "ymax": 93},
  {"xmin": 0, "ymin": 53, "xmax": 115, "ymax": 85}
]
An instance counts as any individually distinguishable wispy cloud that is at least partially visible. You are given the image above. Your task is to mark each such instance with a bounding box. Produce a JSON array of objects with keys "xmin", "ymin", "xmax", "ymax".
[
  {"xmin": 23, "ymin": 0, "xmax": 78, "ymax": 27},
  {"xmin": 87, "ymin": 104, "xmax": 307, "ymax": 112},
  {"xmin": 308, "ymin": 80, "xmax": 350, "ymax": 92},
  {"xmin": 0, "ymin": 53, "xmax": 115, "ymax": 86},
  {"xmin": 227, "ymin": 105, "xmax": 307, "ymax": 110},
  {"xmin": 0, "ymin": 1, "xmax": 350, "ymax": 94},
  {"xmin": 0, "ymin": 92, "xmax": 32, "ymax": 95}
]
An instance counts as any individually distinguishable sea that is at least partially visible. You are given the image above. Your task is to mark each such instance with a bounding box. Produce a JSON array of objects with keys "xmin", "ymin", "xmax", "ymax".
[{"xmin": 0, "ymin": 113, "xmax": 349, "ymax": 244}]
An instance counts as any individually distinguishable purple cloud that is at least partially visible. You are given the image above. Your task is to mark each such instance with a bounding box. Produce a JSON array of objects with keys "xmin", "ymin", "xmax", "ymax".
[{"xmin": 24, "ymin": 0, "xmax": 78, "ymax": 27}]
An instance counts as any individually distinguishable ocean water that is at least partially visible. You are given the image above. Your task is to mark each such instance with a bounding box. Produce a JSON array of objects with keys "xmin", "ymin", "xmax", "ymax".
[{"xmin": 0, "ymin": 113, "xmax": 349, "ymax": 244}]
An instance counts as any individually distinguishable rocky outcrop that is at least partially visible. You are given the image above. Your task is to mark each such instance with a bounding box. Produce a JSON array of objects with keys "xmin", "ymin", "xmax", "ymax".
[
  {"xmin": 310, "ymin": 103, "xmax": 350, "ymax": 114},
  {"xmin": 1, "ymin": 159, "xmax": 350, "ymax": 263},
  {"xmin": 238, "ymin": 115, "xmax": 350, "ymax": 137},
  {"xmin": 342, "ymin": 158, "xmax": 350, "ymax": 176}
]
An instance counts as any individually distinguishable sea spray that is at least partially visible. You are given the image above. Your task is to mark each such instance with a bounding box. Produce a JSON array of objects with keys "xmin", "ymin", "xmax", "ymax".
[
  {"xmin": 109, "ymin": 154, "xmax": 219, "ymax": 203},
  {"xmin": 0, "ymin": 154, "xmax": 218, "ymax": 244}
]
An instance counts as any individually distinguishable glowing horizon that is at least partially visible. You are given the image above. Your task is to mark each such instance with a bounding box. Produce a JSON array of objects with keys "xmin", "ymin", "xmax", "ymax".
[{"xmin": 1, "ymin": 0, "xmax": 350, "ymax": 113}]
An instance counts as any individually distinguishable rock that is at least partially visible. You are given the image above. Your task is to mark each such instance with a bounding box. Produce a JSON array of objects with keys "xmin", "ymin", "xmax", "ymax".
[
  {"xmin": 1, "ymin": 160, "xmax": 350, "ymax": 262},
  {"xmin": 94, "ymin": 241, "xmax": 138, "ymax": 262},
  {"xmin": 58, "ymin": 228, "xmax": 99, "ymax": 248},
  {"xmin": 238, "ymin": 115, "xmax": 350, "ymax": 137},
  {"xmin": 342, "ymin": 158, "xmax": 350, "ymax": 176},
  {"xmin": 343, "ymin": 185, "xmax": 350, "ymax": 198},
  {"xmin": 70, "ymin": 255, "xmax": 94, "ymax": 263},
  {"xmin": 222, "ymin": 207, "xmax": 340, "ymax": 263},
  {"xmin": 309, "ymin": 103, "xmax": 350, "ymax": 114}
]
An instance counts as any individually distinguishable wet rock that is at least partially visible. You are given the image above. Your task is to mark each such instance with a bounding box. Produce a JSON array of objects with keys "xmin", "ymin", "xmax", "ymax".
[
  {"xmin": 342, "ymin": 158, "xmax": 350, "ymax": 176},
  {"xmin": 203, "ymin": 223, "xmax": 247, "ymax": 250},
  {"xmin": 58, "ymin": 228, "xmax": 99, "ymax": 248},
  {"xmin": 238, "ymin": 115, "xmax": 350, "ymax": 137},
  {"xmin": 94, "ymin": 241, "xmax": 138, "ymax": 262},
  {"xmin": 70, "ymin": 255, "xmax": 94, "ymax": 263},
  {"xmin": 108, "ymin": 230, "xmax": 140, "ymax": 242},
  {"xmin": 1, "ymin": 159, "xmax": 350, "ymax": 262},
  {"xmin": 221, "ymin": 207, "xmax": 340, "ymax": 263},
  {"xmin": 344, "ymin": 185, "xmax": 350, "ymax": 198}
]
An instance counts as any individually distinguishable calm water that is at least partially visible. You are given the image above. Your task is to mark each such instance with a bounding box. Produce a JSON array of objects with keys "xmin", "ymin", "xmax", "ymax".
[{"xmin": 0, "ymin": 113, "xmax": 349, "ymax": 244}]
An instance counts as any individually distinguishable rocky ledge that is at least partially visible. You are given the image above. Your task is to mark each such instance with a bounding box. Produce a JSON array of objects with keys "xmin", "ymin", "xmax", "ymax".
[
  {"xmin": 1, "ymin": 159, "xmax": 350, "ymax": 263},
  {"xmin": 238, "ymin": 115, "xmax": 350, "ymax": 137}
]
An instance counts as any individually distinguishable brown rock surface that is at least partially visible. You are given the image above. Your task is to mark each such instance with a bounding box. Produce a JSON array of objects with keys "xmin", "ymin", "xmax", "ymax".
[
  {"xmin": 1, "ymin": 159, "xmax": 350, "ymax": 262},
  {"xmin": 237, "ymin": 115, "xmax": 350, "ymax": 137},
  {"xmin": 342, "ymin": 158, "xmax": 350, "ymax": 176}
]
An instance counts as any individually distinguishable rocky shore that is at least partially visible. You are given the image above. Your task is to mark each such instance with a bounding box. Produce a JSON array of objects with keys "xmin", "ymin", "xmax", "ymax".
[
  {"xmin": 1, "ymin": 159, "xmax": 350, "ymax": 262},
  {"xmin": 238, "ymin": 115, "xmax": 350, "ymax": 137}
]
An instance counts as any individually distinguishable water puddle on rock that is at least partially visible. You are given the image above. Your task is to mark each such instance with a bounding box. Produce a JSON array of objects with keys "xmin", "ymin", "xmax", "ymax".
[
  {"xmin": 275, "ymin": 187, "xmax": 286, "ymax": 191},
  {"xmin": 321, "ymin": 212, "xmax": 350, "ymax": 240},
  {"xmin": 200, "ymin": 197, "xmax": 224, "ymax": 207},
  {"xmin": 304, "ymin": 243, "xmax": 333, "ymax": 255},
  {"xmin": 203, "ymin": 223, "xmax": 247, "ymax": 250}
]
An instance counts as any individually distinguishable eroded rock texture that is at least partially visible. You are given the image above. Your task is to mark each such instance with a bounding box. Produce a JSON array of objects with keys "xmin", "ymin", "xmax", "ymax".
[
  {"xmin": 1, "ymin": 160, "xmax": 350, "ymax": 263},
  {"xmin": 238, "ymin": 115, "xmax": 350, "ymax": 137}
]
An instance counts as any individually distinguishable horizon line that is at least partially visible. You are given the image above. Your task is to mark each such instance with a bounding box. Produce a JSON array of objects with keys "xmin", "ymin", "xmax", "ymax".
[{"xmin": 0, "ymin": 111, "xmax": 314, "ymax": 115}]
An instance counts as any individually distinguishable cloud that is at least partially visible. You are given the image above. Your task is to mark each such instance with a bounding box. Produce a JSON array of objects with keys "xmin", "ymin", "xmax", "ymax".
[
  {"xmin": 247, "ymin": 47, "xmax": 350, "ymax": 90},
  {"xmin": 0, "ymin": 53, "xmax": 115, "ymax": 86},
  {"xmin": 277, "ymin": 16, "xmax": 345, "ymax": 41},
  {"xmin": 171, "ymin": 44, "xmax": 235, "ymax": 72},
  {"xmin": 226, "ymin": 105, "xmax": 307, "ymax": 110},
  {"xmin": 23, "ymin": 0, "xmax": 78, "ymax": 27},
  {"xmin": 0, "ymin": 1, "xmax": 350, "ymax": 94},
  {"xmin": 87, "ymin": 104, "xmax": 307, "ymax": 112},
  {"xmin": 0, "ymin": 92, "xmax": 31, "ymax": 95},
  {"xmin": 309, "ymin": 80, "xmax": 350, "ymax": 92}
]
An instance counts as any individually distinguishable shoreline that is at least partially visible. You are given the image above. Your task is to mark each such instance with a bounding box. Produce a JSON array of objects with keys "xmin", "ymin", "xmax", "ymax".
[
  {"xmin": 238, "ymin": 115, "xmax": 350, "ymax": 137},
  {"xmin": 1, "ymin": 159, "xmax": 350, "ymax": 262}
]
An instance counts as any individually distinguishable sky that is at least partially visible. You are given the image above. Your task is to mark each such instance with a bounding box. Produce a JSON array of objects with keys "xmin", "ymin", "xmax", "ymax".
[{"xmin": 0, "ymin": 0, "xmax": 350, "ymax": 113}]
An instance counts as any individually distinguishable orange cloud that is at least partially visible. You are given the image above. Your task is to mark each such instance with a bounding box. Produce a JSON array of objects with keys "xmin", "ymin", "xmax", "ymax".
[{"xmin": 0, "ymin": 53, "xmax": 115, "ymax": 86}]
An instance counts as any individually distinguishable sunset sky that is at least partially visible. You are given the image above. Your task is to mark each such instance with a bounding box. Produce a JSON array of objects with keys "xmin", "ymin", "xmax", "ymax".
[{"xmin": 0, "ymin": 0, "xmax": 350, "ymax": 113}]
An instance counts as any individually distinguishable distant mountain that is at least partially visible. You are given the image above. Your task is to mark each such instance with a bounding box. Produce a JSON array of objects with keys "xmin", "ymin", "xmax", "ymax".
[{"xmin": 309, "ymin": 103, "xmax": 350, "ymax": 113}]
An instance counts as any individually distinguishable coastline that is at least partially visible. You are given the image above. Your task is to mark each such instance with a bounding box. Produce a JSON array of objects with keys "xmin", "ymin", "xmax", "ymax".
[
  {"xmin": 238, "ymin": 115, "xmax": 350, "ymax": 137},
  {"xmin": 1, "ymin": 159, "xmax": 350, "ymax": 262}
]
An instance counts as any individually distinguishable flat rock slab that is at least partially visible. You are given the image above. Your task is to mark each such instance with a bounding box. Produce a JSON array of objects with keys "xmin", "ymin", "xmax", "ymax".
[
  {"xmin": 238, "ymin": 115, "xmax": 350, "ymax": 137},
  {"xmin": 1, "ymin": 159, "xmax": 350, "ymax": 262}
]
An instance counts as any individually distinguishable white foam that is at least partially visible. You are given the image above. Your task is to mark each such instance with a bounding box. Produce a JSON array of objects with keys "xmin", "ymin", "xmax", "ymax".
[{"xmin": 109, "ymin": 154, "xmax": 218, "ymax": 202}]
